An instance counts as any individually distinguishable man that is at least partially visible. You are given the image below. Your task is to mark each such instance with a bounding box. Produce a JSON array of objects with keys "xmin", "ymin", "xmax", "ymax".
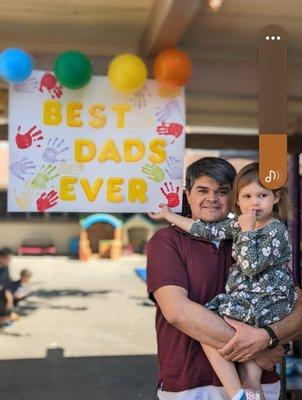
[{"xmin": 147, "ymin": 157, "xmax": 302, "ymax": 400}]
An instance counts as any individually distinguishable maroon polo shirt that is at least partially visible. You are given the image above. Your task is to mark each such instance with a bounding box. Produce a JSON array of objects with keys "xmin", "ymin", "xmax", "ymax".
[{"xmin": 147, "ymin": 225, "xmax": 279, "ymax": 392}]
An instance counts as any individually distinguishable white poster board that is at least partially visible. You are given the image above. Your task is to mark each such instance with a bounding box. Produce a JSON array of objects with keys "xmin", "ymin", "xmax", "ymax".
[{"xmin": 8, "ymin": 70, "xmax": 185, "ymax": 213}]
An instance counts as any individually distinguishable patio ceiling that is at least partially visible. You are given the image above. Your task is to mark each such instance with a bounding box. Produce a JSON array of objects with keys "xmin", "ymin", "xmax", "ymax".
[{"xmin": 0, "ymin": 0, "xmax": 302, "ymax": 145}]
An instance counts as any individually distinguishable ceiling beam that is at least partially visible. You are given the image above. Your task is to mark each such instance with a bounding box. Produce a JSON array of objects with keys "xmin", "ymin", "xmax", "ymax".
[
  {"xmin": 138, "ymin": 0, "xmax": 200, "ymax": 56},
  {"xmin": 186, "ymin": 133, "xmax": 302, "ymax": 153}
]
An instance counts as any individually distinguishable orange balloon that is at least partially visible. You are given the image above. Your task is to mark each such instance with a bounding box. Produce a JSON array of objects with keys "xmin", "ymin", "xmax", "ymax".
[{"xmin": 153, "ymin": 49, "xmax": 192, "ymax": 88}]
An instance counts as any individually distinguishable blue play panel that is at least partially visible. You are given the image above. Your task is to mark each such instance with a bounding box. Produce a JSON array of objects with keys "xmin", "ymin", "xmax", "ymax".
[{"xmin": 135, "ymin": 267, "xmax": 147, "ymax": 282}]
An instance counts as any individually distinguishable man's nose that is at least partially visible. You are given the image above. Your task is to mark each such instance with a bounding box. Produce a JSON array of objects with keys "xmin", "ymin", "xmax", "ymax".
[{"xmin": 206, "ymin": 193, "xmax": 219, "ymax": 201}]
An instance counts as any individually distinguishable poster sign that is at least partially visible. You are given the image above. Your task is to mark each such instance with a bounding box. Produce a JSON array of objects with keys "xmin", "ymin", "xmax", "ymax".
[{"xmin": 8, "ymin": 70, "xmax": 185, "ymax": 212}]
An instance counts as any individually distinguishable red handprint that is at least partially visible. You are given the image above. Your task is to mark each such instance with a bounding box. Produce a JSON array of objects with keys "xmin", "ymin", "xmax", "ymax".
[
  {"xmin": 39, "ymin": 72, "xmax": 63, "ymax": 99},
  {"xmin": 15, "ymin": 125, "xmax": 44, "ymax": 149},
  {"xmin": 156, "ymin": 123, "xmax": 184, "ymax": 144},
  {"xmin": 160, "ymin": 182, "xmax": 180, "ymax": 208},
  {"xmin": 36, "ymin": 190, "xmax": 58, "ymax": 212}
]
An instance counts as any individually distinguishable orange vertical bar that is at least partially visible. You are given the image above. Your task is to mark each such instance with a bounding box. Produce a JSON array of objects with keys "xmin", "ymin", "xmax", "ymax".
[{"xmin": 259, "ymin": 25, "xmax": 287, "ymax": 189}]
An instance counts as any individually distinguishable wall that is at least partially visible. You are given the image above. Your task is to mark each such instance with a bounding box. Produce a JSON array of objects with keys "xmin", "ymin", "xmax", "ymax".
[{"xmin": 0, "ymin": 221, "xmax": 79, "ymax": 254}]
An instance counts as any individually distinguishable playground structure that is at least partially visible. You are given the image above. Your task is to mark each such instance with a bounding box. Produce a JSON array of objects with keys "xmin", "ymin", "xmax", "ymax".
[
  {"xmin": 78, "ymin": 213, "xmax": 160, "ymax": 261},
  {"xmin": 123, "ymin": 215, "xmax": 156, "ymax": 254},
  {"xmin": 79, "ymin": 214, "xmax": 123, "ymax": 261}
]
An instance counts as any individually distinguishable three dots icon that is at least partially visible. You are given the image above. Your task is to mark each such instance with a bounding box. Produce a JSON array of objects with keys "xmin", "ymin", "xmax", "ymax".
[{"xmin": 266, "ymin": 35, "xmax": 281, "ymax": 40}]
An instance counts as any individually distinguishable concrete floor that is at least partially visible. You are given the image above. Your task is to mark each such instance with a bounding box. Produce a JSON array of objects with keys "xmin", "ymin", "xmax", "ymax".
[{"xmin": 1, "ymin": 255, "xmax": 158, "ymax": 400}]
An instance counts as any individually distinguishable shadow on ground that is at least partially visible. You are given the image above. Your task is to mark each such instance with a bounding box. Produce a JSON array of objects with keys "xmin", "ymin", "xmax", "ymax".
[
  {"xmin": 15, "ymin": 289, "xmax": 112, "ymax": 316},
  {"xmin": 0, "ymin": 349, "xmax": 158, "ymax": 400}
]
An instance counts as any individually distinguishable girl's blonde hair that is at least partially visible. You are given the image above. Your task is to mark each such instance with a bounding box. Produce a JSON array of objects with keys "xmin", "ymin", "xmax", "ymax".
[{"xmin": 232, "ymin": 162, "xmax": 288, "ymax": 222}]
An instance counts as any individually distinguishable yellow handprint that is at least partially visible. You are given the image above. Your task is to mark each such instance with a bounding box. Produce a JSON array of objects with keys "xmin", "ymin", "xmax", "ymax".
[{"xmin": 14, "ymin": 182, "xmax": 35, "ymax": 210}]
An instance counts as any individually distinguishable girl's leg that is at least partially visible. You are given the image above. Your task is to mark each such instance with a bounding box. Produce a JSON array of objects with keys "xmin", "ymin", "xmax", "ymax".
[
  {"xmin": 201, "ymin": 343, "xmax": 243, "ymax": 399},
  {"xmin": 238, "ymin": 361, "xmax": 264, "ymax": 400}
]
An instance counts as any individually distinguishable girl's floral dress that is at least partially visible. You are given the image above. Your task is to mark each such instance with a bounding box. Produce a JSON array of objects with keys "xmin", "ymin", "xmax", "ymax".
[{"xmin": 190, "ymin": 218, "xmax": 297, "ymax": 327}]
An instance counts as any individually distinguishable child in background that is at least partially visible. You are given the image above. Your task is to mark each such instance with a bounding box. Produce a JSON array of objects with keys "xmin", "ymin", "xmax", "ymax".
[
  {"xmin": 6, "ymin": 269, "xmax": 32, "ymax": 306},
  {"xmin": 149, "ymin": 162, "xmax": 296, "ymax": 400}
]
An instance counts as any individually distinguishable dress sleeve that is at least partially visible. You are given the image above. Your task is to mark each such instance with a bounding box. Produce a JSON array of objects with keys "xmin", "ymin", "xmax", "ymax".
[
  {"xmin": 190, "ymin": 218, "xmax": 238, "ymax": 240},
  {"xmin": 235, "ymin": 222, "xmax": 292, "ymax": 277},
  {"xmin": 146, "ymin": 228, "xmax": 189, "ymax": 301}
]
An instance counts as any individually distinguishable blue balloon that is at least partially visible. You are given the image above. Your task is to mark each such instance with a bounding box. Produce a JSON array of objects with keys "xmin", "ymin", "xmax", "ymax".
[{"xmin": 0, "ymin": 48, "xmax": 33, "ymax": 83}]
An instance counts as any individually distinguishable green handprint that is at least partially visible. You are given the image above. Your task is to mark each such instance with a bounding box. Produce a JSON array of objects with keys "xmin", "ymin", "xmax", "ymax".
[
  {"xmin": 32, "ymin": 164, "xmax": 59, "ymax": 190},
  {"xmin": 14, "ymin": 181, "xmax": 35, "ymax": 210},
  {"xmin": 142, "ymin": 163, "xmax": 165, "ymax": 182}
]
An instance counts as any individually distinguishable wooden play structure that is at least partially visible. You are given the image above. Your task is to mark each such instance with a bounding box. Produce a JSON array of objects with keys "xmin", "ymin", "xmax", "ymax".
[
  {"xmin": 123, "ymin": 215, "xmax": 156, "ymax": 254},
  {"xmin": 79, "ymin": 214, "xmax": 123, "ymax": 261}
]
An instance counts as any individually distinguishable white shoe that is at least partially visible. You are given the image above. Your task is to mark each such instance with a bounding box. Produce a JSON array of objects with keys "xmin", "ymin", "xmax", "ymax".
[{"xmin": 244, "ymin": 389, "xmax": 260, "ymax": 400}]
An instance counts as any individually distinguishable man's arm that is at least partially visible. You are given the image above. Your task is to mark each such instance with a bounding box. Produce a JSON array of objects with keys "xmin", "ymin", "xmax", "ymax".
[
  {"xmin": 219, "ymin": 288, "xmax": 302, "ymax": 362},
  {"xmin": 271, "ymin": 287, "xmax": 302, "ymax": 343},
  {"xmin": 154, "ymin": 285, "xmax": 270, "ymax": 352}
]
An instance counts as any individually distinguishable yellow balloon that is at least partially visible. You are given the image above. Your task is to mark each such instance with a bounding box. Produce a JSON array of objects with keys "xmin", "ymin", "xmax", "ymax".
[{"xmin": 108, "ymin": 54, "xmax": 147, "ymax": 93}]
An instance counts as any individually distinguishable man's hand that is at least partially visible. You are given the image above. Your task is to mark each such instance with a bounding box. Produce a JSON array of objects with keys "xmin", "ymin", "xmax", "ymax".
[
  {"xmin": 254, "ymin": 346, "xmax": 284, "ymax": 371},
  {"xmin": 218, "ymin": 317, "xmax": 270, "ymax": 361}
]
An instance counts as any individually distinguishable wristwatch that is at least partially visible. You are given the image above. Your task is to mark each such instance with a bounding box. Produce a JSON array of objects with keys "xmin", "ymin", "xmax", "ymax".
[{"xmin": 261, "ymin": 325, "xmax": 279, "ymax": 349}]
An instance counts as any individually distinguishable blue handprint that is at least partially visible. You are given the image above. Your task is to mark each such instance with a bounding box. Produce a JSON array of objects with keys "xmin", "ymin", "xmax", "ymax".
[
  {"xmin": 155, "ymin": 100, "xmax": 182, "ymax": 123},
  {"xmin": 10, "ymin": 158, "xmax": 36, "ymax": 181},
  {"xmin": 165, "ymin": 156, "xmax": 183, "ymax": 180},
  {"xmin": 42, "ymin": 137, "xmax": 69, "ymax": 163}
]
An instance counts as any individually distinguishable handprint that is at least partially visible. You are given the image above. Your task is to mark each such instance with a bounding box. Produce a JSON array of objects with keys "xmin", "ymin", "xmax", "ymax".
[
  {"xmin": 158, "ymin": 86, "xmax": 181, "ymax": 99},
  {"xmin": 14, "ymin": 182, "xmax": 35, "ymax": 210},
  {"xmin": 142, "ymin": 164, "xmax": 165, "ymax": 182},
  {"xmin": 36, "ymin": 190, "xmax": 58, "ymax": 212},
  {"xmin": 156, "ymin": 122, "xmax": 184, "ymax": 144},
  {"xmin": 56, "ymin": 162, "xmax": 84, "ymax": 175},
  {"xmin": 160, "ymin": 182, "xmax": 180, "ymax": 208},
  {"xmin": 130, "ymin": 86, "xmax": 152, "ymax": 109},
  {"xmin": 15, "ymin": 125, "xmax": 44, "ymax": 149},
  {"xmin": 32, "ymin": 165, "xmax": 59, "ymax": 190},
  {"xmin": 10, "ymin": 158, "xmax": 36, "ymax": 180},
  {"xmin": 155, "ymin": 100, "xmax": 182, "ymax": 123},
  {"xmin": 39, "ymin": 72, "xmax": 63, "ymax": 99},
  {"xmin": 42, "ymin": 137, "xmax": 69, "ymax": 163},
  {"xmin": 12, "ymin": 76, "xmax": 38, "ymax": 93},
  {"xmin": 165, "ymin": 156, "xmax": 182, "ymax": 180}
]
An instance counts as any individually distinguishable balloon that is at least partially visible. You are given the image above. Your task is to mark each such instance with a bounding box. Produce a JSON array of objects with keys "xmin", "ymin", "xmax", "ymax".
[
  {"xmin": 108, "ymin": 54, "xmax": 147, "ymax": 93},
  {"xmin": 153, "ymin": 49, "xmax": 192, "ymax": 88},
  {"xmin": 54, "ymin": 51, "xmax": 92, "ymax": 89},
  {"xmin": 0, "ymin": 48, "xmax": 33, "ymax": 83}
]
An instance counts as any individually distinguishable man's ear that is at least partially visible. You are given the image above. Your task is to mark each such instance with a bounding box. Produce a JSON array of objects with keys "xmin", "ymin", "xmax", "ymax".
[{"xmin": 185, "ymin": 189, "xmax": 191, "ymax": 203}]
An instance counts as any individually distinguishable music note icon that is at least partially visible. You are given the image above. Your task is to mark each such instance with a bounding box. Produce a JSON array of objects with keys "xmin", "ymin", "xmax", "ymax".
[{"xmin": 265, "ymin": 170, "xmax": 280, "ymax": 183}]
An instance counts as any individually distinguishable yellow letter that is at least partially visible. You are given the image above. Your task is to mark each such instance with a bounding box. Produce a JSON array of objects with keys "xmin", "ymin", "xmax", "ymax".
[
  {"xmin": 43, "ymin": 100, "xmax": 63, "ymax": 125},
  {"xmin": 107, "ymin": 177, "xmax": 124, "ymax": 203},
  {"xmin": 80, "ymin": 177, "xmax": 103, "ymax": 202},
  {"xmin": 74, "ymin": 139, "xmax": 96, "ymax": 162},
  {"xmin": 89, "ymin": 104, "xmax": 107, "ymax": 129},
  {"xmin": 98, "ymin": 139, "xmax": 122, "ymax": 163},
  {"xmin": 67, "ymin": 102, "xmax": 83, "ymax": 127},
  {"xmin": 60, "ymin": 176, "xmax": 77, "ymax": 201},
  {"xmin": 112, "ymin": 104, "xmax": 132, "ymax": 129},
  {"xmin": 128, "ymin": 178, "xmax": 148, "ymax": 203},
  {"xmin": 149, "ymin": 138, "xmax": 167, "ymax": 164},
  {"xmin": 124, "ymin": 138, "xmax": 145, "ymax": 162}
]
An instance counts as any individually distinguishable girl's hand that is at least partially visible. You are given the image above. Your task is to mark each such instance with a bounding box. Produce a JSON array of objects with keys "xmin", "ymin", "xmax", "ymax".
[
  {"xmin": 238, "ymin": 211, "xmax": 257, "ymax": 232},
  {"xmin": 148, "ymin": 203, "xmax": 171, "ymax": 220}
]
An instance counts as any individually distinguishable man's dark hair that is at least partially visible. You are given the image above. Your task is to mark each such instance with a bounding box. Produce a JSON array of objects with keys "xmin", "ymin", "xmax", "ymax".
[
  {"xmin": 185, "ymin": 157, "xmax": 237, "ymax": 193},
  {"xmin": 0, "ymin": 247, "xmax": 13, "ymax": 257}
]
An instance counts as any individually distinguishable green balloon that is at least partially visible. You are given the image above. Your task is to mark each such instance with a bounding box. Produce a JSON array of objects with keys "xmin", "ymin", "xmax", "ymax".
[{"xmin": 54, "ymin": 51, "xmax": 92, "ymax": 89}]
